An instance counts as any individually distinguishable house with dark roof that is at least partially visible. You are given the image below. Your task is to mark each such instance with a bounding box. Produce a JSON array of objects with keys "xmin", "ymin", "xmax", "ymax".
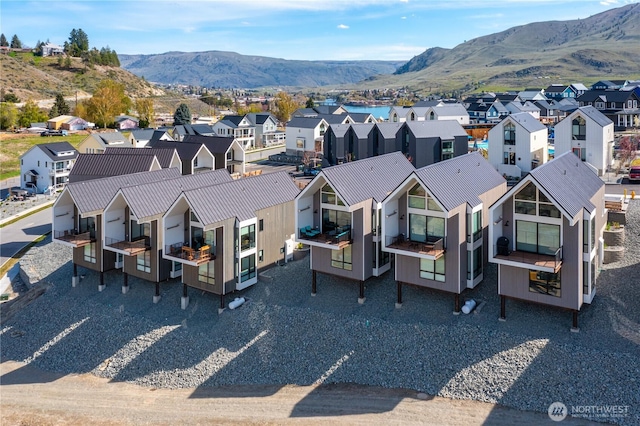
[
  {"xmin": 553, "ymin": 106, "xmax": 614, "ymax": 176},
  {"xmin": 544, "ymin": 85, "xmax": 577, "ymax": 100},
  {"xmin": 211, "ymin": 115, "xmax": 255, "ymax": 149},
  {"xmin": 170, "ymin": 124, "xmax": 217, "ymax": 141},
  {"xmin": 400, "ymin": 120, "xmax": 469, "ymax": 167},
  {"xmin": 504, "ymin": 101, "xmax": 541, "ymax": 119},
  {"xmin": 293, "ymin": 105, "xmax": 349, "ymax": 117},
  {"xmin": 323, "ymin": 123, "xmax": 376, "ymax": 165},
  {"xmin": 52, "ymin": 168, "xmax": 182, "ymax": 289},
  {"xmin": 295, "ymin": 153, "xmax": 415, "ymax": 302},
  {"xmin": 381, "ymin": 153, "xmax": 506, "ymax": 311},
  {"xmin": 127, "ymin": 129, "xmax": 157, "ymax": 148},
  {"xmin": 68, "ymin": 153, "xmax": 163, "ymax": 183},
  {"xmin": 165, "ymin": 135, "xmax": 245, "ymax": 175},
  {"xmin": 103, "ymin": 147, "xmax": 182, "ymax": 169},
  {"xmin": 20, "ymin": 142, "xmax": 78, "ymax": 193},
  {"xmin": 78, "ymin": 132, "xmax": 132, "ymax": 154},
  {"xmin": 162, "ymin": 171, "xmax": 300, "ymax": 310},
  {"xmin": 101, "ymin": 169, "xmax": 233, "ymax": 300},
  {"xmin": 591, "ymin": 80, "xmax": 627, "ymax": 90},
  {"xmin": 487, "ymin": 113, "xmax": 548, "ymax": 178},
  {"xmin": 533, "ymin": 100, "xmax": 566, "ymax": 124},
  {"xmin": 388, "ymin": 106, "xmax": 412, "ymax": 123},
  {"xmin": 488, "ymin": 152, "xmax": 605, "ymax": 330},
  {"xmin": 466, "ymin": 99, "xmax": 509, "ymax": 123},
  {"xmin": 285, "ymin": 117, "xmax": 329, "ymax": 156},
  {"xmin": 576, "ymin": 89, "xmax": 640, "ymax": 129}
]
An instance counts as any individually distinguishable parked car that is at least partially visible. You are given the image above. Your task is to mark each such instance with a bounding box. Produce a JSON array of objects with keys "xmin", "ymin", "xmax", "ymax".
[
  {"xmin": 40, "ymin": 129, "xmax": 68, "ymax": 137},
  {"xmin": 629, "ymin": 166, "xmax": 640, "ymax": 183}
]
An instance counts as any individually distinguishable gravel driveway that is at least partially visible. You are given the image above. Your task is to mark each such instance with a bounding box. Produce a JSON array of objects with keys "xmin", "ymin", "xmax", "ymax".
[{"xmin": 2, "ymin": 200, "xmax": 639, "ymax": 425}]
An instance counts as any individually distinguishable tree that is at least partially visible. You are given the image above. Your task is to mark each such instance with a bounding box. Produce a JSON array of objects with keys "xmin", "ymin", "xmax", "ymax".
[
  {"xmin": 173, "ymin": 103, "xmax": 191, "ymax": 125},
  {"xmin": 305, "ymin": 96, "xmax": 315, "ymax": 109},
  {"xmin": 51, "ymin": 93, "xmax": 70, "ymax": 117},
  {"xmin": 0, "ymin": 102, "xmax": 18, "ymax": 130},
  {"xmin": 2, "ymin": 92, "xmax": 20, "ymax": 103},
  {"xmin": 67, "ymin": 28, "xmax": 89, "ymax": 56},
  {"xmin": 135, "ymin": 98, "xmax": 154, "ymax": 128},
  {"xmin": 18, "ymin": 99, "xmax": 48, "ymax": 127},
  {"xmin": 85, "ymin": 79, "xmax": 131, "ymax": 128},
  {"xmin": 273, "ymin": 92, "xmax": 300, "ymax": 123},
  {"xmin": 236, "ymin": 103, "xmax": 263, "ymax": 116},
  {"xmin": 0, "ymin": 33, "xmax": 8, "ymax": 47},
  {"xmin": 10, "ymin": 34, "xmax": 22, "ymax": 49}
]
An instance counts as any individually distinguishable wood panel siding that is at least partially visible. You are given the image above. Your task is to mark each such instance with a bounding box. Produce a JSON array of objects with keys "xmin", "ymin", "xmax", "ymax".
[{"xmin": 256, "ymin": 200, "xmax": 296, "ymax": 271}]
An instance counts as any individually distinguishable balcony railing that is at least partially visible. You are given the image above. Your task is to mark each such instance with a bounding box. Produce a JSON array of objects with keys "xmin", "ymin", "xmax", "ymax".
[
  {"xmin": 49, "ymin": 168, "xmax": 72, "ymax": 176},
  {"xmin": 164, "ymin": 242, "xmax": 214, "ymax": 265},
  {"xmin": 53, "ymin": 229, "xmax": 92, "ymax": 247},
  {"xmin": 385, "ymin": 234, "xmax": 445, "ymax": 258},
  {"xmin": 299, "ymin": 225, "xmax": 352, "ymax": 248},
  {"xmin": 105, "ymin": 236, "xmax": 149, "ymax": 256},
  {"xmin": 493, "ymin": 244, "xmax": 562, "ymax": 272}
]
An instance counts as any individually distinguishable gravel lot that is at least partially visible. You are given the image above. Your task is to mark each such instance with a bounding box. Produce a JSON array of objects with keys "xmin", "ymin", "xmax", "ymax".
[{"xmin": 2, "ymin": 200, "xmax": 639, "ymax": 424}]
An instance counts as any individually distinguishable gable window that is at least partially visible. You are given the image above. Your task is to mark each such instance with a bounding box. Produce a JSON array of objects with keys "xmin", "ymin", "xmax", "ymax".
[
  {"xmin": 392, "ymin": 113, "xmax": 398, "ymax": 122},
  {"xmin": 504, "ymin": 122, "xmax": 516, "ymax": 145},
  {"xmin": 321, "ymin": 183, "xmax": 345, "ymax": 206},
  {"xmin": 331, "ymin": 246, "xmax": 352, "ymax": 270},
  {"xmin": 410, "ymin": 112, "xmax": 416, "ymax": 121},
  {"xmin": 514, "ymin": 182, "xmax": 560, "ymax": 218},
  {"xmin": 529, "ymin": 270, "xmax": 561, "ymax": 297},
  {"xmin": 420, "ymin": 257, "xmax": 445, "ymax": 282},
  {"xmin": 441, "ymin": 140, "xmax": 454, "ymax": 160},
  {"xmin": 319, "ymin": 124, "xmax": 326, "ymax": 136},
  {"xmin": 429, "ymin": 111, "xmax": 435, "ymax": 120},
  {"xmin": 408, "ymin": 183, "xmax": 426, "ymax": 209},
  {"xmin": 296, "ymin": 138, "xmax": 305, "ymax": 149},
  {"xmin": 572, "ymin": 116, "xmax": 586, "ymax": 140}
]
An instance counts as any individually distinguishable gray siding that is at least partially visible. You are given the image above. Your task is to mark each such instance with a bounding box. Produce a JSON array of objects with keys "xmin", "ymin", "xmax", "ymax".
[
  {"xmin": 73, "ymin": 215, "xmax": 115, "ymax": 273},
  {"xmin": 256, "ymin": 200, "xmax": 296, "ymax": 270},
  {"xmin": 123, "ymin": 220, "xmax": 160, "ymax": 283}
]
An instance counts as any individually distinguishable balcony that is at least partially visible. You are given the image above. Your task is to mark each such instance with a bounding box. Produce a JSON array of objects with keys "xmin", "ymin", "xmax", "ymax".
[
  {"xmin": 105, "ymin": 237, "xmax": 149, "ymax": 256},
  {"xmin": 386, "ymin": 234, "xmax": 445, "ymax": 259},
  {"xmin": 53, "ymin": 229, "xmax": 92, "ymax": 247},
  {"xmin": 494, "ymin": 245, "xmax": 562, "ymax": 272},
  {"xmin": 164, "ymin": 242, "xmax": 214, "ymax": 265},
  {"xmin": 299, "ymin": 225, "xmax": 351, "ymax": 249},
  {"xmin": 49, "ymin": 168, "xmax": 72, "ymax": 176}
]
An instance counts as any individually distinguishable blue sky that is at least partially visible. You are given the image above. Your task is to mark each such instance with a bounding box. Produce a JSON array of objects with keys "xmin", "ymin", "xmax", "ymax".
[{"xmin": 1, "ymin": 0, "xmax": 637, "ymax": 61}]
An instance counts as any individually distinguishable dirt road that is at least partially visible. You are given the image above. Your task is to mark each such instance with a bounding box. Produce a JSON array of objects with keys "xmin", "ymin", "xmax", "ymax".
[{"xmin": 1, "ymin": 361, "xmax": 596, "ymax": 425}]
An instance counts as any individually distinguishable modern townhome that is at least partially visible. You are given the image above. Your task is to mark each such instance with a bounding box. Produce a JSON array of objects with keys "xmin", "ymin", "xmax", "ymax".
[
  {"xmin": 68, "ymin": 153, "xmax": 163, "ymax": 183},
  {"xmin": 487, "ymin": 112, "xmax": 549, "ymax": 178},
  {"xmin": 182, "ymin": 135, "xmax": 246, "ymax": 175},
  {"xmin": 323, "ymin": 123, "xmax": 376, "ymax": 164},
  {"xmin": 488, "ymin": 152, "xmax": 605, "ymax": 330},
  {"xmin": 400, "ymin": 120, "xmax": 469, "ymax": 167},
  {"xmin": 20, "ymin": 142, "xmax": 78, "ymax": 193},
  {"xmin": 295, "ymin": 152, "xmax": 415, "ymax": 302},
  {"xmin": 104, "ymin": 147, "xmax": 182, "ymax": 170},
  {"xmin": 553, "ymin": 106, "xmax": 614, "ymax": 176},
  {"xmin": 170, "ymin": 124, "xmax": 217, "ymax": 141},
  {"xmin": 389, "ymin": 106, "xmax": 412, "ymax": 123},
  {"xmin": 162, "ymin": 171, "xmax": 300, "ymax": 311},
  {"xmin": 78, "ymin": 132, "xmax": 132, "ymax": 154},
  {"xmin": 504, "ymin": 101, "xmax": 541, "ymax": 119},
  {"xmin": 423, "ymin": 104, "xmax": 470, "ymax": 125},
  {"xmin": 285, "ymin": 117, "xmax": 329, "ymax": 156},
  {"xmin": 149, "ymin": 140, "xmax": 215, "ymax": 175},
  {"xmin": 212, "ymin": 115, "xmax": 255, "ymax": 149},
  {"xmin": 381, "ymin": 153, "xmax": 506, "ymax": 312},
  {"xmin": 101, "ymin": 169, "xmax": 233, "ymax": 301},
  {"xmin": 52, "ymin": 168, "xmax": 182, "ymax": 290}
]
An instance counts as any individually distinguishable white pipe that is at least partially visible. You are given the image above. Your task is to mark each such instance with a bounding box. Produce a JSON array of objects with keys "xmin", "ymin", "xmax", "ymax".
[
  {"xmin": 462, "ymin": 299, "xmax": 477, "ymax": 314},
  {"xmin": 229, "ymin": 297, "xmax": 245, "ymax": 310}
]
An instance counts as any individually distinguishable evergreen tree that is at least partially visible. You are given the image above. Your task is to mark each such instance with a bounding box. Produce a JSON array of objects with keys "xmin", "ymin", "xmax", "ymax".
[
  {"xmin": 0, "ymin": 33, "xmax": 8, "ymax": 47},
  {"xmin": 52, "ymin": 93, "xmax": 70, "ymax": 116},
  {"xmin": 67, "ymin": 28, "xmax": 89, "ymax": 56},
  {"xmin": 10, "ymin": 34, "xmax": 22, "ymax": 49},
  {"xmin": 173, "ymin": 103, "xmax": 191, "ymax": 125},
  {"xmin": 305, "ymin": 96, "xmax": 315, "ymax": 108}
]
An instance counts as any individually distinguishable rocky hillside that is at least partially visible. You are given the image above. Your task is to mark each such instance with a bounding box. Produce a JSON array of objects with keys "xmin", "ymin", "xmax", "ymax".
[{"xmin": 119, "ymin": 51, "xmax": 403, "ymax": 88}]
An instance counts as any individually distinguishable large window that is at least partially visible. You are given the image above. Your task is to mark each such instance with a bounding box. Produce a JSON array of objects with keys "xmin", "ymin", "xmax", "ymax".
[
  {"xmin": 441, "ymin": 140, "xmax": 454, "ymax": 160},
  {"xmin": 240, "ymin": 254, "xmax": 256, "ymax": 282},
  {"xmin": 198, "ymin": 263, "xmax": 215, "ymax": 285},
  {"xmin": 572, "ymin": 116, "xmax": 586, "ymax": 140},
  {"xmin": 583, "ymin": 216, "xmax": 596, "ymax": 253},
  {"xmin": 322, "ymin": 209, "xmax": 350, "ymax": 233},
  {"xmin": 321, "ymin": 184, "xmax": 345, "ymax": 206},
  {"xmin": 467, "ymin": 210, "xmax": 482, "ymax": 243},
  {"xmin": 408, "ymin": 184, "xmax": 442, "ymax": 211},
  {"xmin": 516, "ymin": 220, "xmax": 560, "ymax": 255},
  {"xmin": 136, "ymin": 250, "xmax": 151, "ymax": 273},
  {"xmin": 409, "ymin": 214, "xmax": 445, "ymax": 243},
  {"xmin": 79, "ymin": 216, "xmax": 96, "ymax": 239},
  {"xmin": 515, "ymin": 182, "xmax": 560, "ymax": 218},
  {"xmin": 504, "ymin": 122, "xmax": 516, "ymax": 145},
  {"xmin": 420, "ymin": 257, "xmax": 445, "ymax": 282},
  {"xmin": 240, "ymin": 224, "xmax": 255, "ymax": 251},
  {"xmin": 84, "ymin": 242, "xmax": 96, "ymax": 263},
  {"xmin": 529, "ymin": 270, "xmax": 561, "ymax": 297},
  {"xmin": 131, "ymin": 220, "xmax": 150, "ymax": 243},
  {"xmin": 467, "ymin": 246, "xmax": 482, "ymax": 280},
  {"xmin": 331, "ymin": 246, "xmax": 352, "ymax": 270}
]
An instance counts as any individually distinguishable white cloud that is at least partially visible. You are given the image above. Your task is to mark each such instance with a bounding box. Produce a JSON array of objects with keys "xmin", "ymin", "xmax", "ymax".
[
  {"xmin": 337, "ymin": 24, "xmax": 349, "ymax": 29},
  {"xmin": 401, "ymin": 16, "xmax": 407, "ymax": 19}
]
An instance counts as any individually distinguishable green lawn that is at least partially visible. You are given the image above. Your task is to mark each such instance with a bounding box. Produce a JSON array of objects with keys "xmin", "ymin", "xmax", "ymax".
[{"xmin": 0, "ymin": 133, "xmax": 86, "ymax": 180}]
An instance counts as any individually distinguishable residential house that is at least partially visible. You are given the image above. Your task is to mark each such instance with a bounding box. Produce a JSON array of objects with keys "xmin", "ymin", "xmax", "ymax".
[
  {"xmin": 69, "ymin": 153, "xmax": 163, "ymax": 183},
  {"xmin": 488, "ymin": 113, "xmax": 548, "ymax": 178},
  {"xmin": 517, "ymin": 89, "xmax": 547, "ymax": 102},
  {"xmin": 466, "ymin": 99, "xmax": 509, "ymax": 123},
  {"xmin": 212, "ymin": 115, "xmax": 255, "ymax": 149},
  {"xmin": 295, "ymin": 152, "xmax": 415, "ymax": 302},
  {"xmin": 78, "ymin": 132, "xmax": 132, "ymax": 154},
  {"xmin": 47, "ymin": 115, "xmax": 90, "ymax": 131},
  {"xmin": 544, "ymin": 85, "xmax": 576, "ymax": 100},
  {"xmin": 381, "ymin": 153, "xmax": 506, "ymax": 311},
  {"xmin": 20, "ymin": 142, "xmax": 78, "ymax": 193},
  {"xmin": 170, "ymin": 124, "xmax": 216, "ymax": 141},
  {"xmin": 162, "ymin": 171, "xmax": 300, "ymax": 310},
  {"xmin": 114, "ymin": 115, "xmax": 139, "ymax": 130},
  {"xmin": 591, "ymin": 80, "xmax": 627, "ymax": 90},
  {"xmin": 246, "ymin": 113, "xmax": 285, "ymax": 148},
  {"xmin": 389, "ymin": 106, "xmax": 412, "ymax": 123},
  {"xmin": 399, "ymin": 120, "xmax": 469, "ymax": 167},
  {"xmin": 423, "ymin": 104, "xmax": 470, "ymax": 125},
  {"xmin": 488, "ymin": 152, "xmax": 605, "ymax": 329},
  {"xmin": 533, "ymin": 100, "xmax": 566, "ymax": 124},
  {"xmin": 323, "ymin": 123, "xmax": 376, "ymax": 165},
  {"xmin": 372, "ymin": 122, "xmax": 403, "ymax": 156},
  {"xmin": 103, "ymin": 147, "xmax": 182, "ymax": 170},
  {"xmin": 554, "ymin": 106, "xmax": 614, "ymax": 176},
  {"xmin": 285, "ymin": 117, "xmax": 329, "ymax": 156},
  {"xmin": 183, "ymin": 135, "xmax": 246, "ymax": 175},
  {"xmin": 127, "ymin": 129, "xmax": 157, "ymax": 148},
  {"xmin": 293, "ymin": 105, "xmax": 349, "ymax": 117},
  {"xmin": 150, "ymin": 140, "xmax": 215, "ymax": 175},
  {"xmin": 570, "ymin": 84, "xmax": 589, "ymax": 97},
  {"xmin": 504, "ymin": 101, "xmax": 541, "ymax": 120},
  {"xmin": 52, "ymin": 168, "xmax": 182, "ymax": 289},
  {"xmin": 576, "ymin": 90, "xmax": 640, "ymax": 129},
  {"xmin": 41, "ymin": 42, "xmax": 64, "ymax": 56},
  {"xmin": 101, "ymin": 169, "xmax": 233, "ymax": 300}
]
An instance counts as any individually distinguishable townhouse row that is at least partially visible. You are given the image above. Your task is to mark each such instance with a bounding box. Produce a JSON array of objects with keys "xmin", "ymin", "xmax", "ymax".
[{"xmin": 53, "ymin": 151, "xmax": 606, "ymax": 329}]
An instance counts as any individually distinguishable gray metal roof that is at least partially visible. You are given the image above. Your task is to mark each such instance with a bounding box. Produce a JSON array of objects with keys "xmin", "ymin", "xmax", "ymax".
[
  {"xmin": 375, "ymin": 122, "xmax": 402, "ymax": 139},
  {"xmin": 103, "ymin": 147, "xmax": 178, "ymax": 168},
  {"xmin": 351, "ymin": 123, "xmax": 375, "ymax": 139},
  {"xmin": 69, "ymin": 153, "xmax": 160, "ymax": 182},
  {"xmin": 98, "ymin": 132, "xmax": 131, "ymax": 146},
  {"xmin": 183, "ymin": 171, "xmax": 300, "ymax": 225},
  {"xmin": 287, "ymin": 117, "xmax": 327, "ymax": 129},
  {"xmin": 33, "ymin": 142, "xmax": 78, "ymax": 161},
  {"xmin": 570, "ymin": 106, "xmax": 613, "ymax": 127},
  {"xmin": 414, "ymin": 152, "xmax": 505, "ymax": 210},
  {"xmin": 317, "ymin": 114, "xmax": 350, "ymax": 125},
  {"xmin": 130, "ymin": 129, "xmax": 156, "ymax": 141},
  {"xmin": 118, "ymin": 169, "xmax": 232, "ymax": 222},
  {"xmin": 405, "ymin": 120, "xmax": 468, "ymax": 139},
  {"xmin": 321, "ymin": 152, "xmax": 415, "ymax": 205},
  {"xmin": 67, "ymin": 168, "xmax": 181, "ymax": 215},
  {"xmin": 183, "ymin": 135, "xmax": 235, "ymax": 154},
  {"xmin": 432, "ymin": 103, "xmax": 468, "ymax": 116},
  {"xmin": 528, "ymin": 152, "xmax": 603, "ymax": 217},
  {"xmin": 504, "ymin": 112, "xmax": 546, "ymax": 133},
  {"xmin": 328, "ymin": 124, "xmax": 350, "ymax": 138}
]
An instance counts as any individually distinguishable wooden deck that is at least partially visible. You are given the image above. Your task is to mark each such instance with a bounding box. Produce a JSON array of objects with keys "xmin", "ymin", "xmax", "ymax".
[
  {"xmin": 300, "ymin": 231, "xmax": 351, "ymax": 249},
  {"xmin": 387, "ymin": 239, "xmax": 445, "ymax": 259},
  {"xmin": 164, "ymin": 244, "xmax": 213, "ymax": 265},
  {"xmin": 54, "ymin": 231, "xmax": 92, "ymax": 247},
  {"xmin": 494, "ymin": 250, "xmax": 562, "ymax": 272},
  {"xmin": 105, "ymin": 239, "xmax": 148, "ymax": 256}
]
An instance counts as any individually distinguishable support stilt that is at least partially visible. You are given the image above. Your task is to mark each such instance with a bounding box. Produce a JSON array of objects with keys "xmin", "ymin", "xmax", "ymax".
[
  {"xmin": 499, "ymin": 295, "xmax": 506, "ymax": 321},
  {"xmin": 571, "ymin": 310, "xmax": 580, "ymax": 332},
  {"xmin": 218, "ymin": 293, "xmax": 225, "ymax": 314},
  {"xmin": 98, "ymin": 272, "xmax": 105, "ymax": 292},
  {"xmin": 181, "ymin": 284, "xmax": 189, "ymax": 310},
  {"xmin": 122, "ymin": 272, "xmax": 129, "ymax": 294},
  {"xmin": 153, "ymin": 282, "xmax": 161, "ymax": 304},
  {"xmin": 453, "ymin": 293, "xmax": 461, "ymax": 315},
  {"xmin": 311, "ymin": 270, "xmax": 317, "ymax": 296},
  {"xmin": 358, "ymin": 281, "xmax": 365, "ymax": 304},
  {"xmin": 72, "ymin": 263, "xmax": 79, "ymax": 287},
  {"xmin": 395, "ymin": 281, "xmax": 402, "ymax": 309}
]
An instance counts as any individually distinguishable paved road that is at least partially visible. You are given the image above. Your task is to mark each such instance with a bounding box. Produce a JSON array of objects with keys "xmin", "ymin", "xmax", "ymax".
[{"xmin": 0, "ymin": 207, "xmax": 51, "ymax": 267}]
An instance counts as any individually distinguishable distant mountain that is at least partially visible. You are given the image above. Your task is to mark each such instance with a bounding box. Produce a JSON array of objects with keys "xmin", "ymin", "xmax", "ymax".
[
  {"xmin": 119, "ymin": 51, "xmax": 403, "ymax": 88},
  {"xmin": 380, "ymin": 3, "xmax": 640, "ymax": 93}
]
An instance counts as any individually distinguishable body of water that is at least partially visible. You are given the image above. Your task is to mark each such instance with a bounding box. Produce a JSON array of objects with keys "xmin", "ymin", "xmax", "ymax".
[{"xmin": 322, "ymin": 100, "xmax": 390, "ymax": 120}]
